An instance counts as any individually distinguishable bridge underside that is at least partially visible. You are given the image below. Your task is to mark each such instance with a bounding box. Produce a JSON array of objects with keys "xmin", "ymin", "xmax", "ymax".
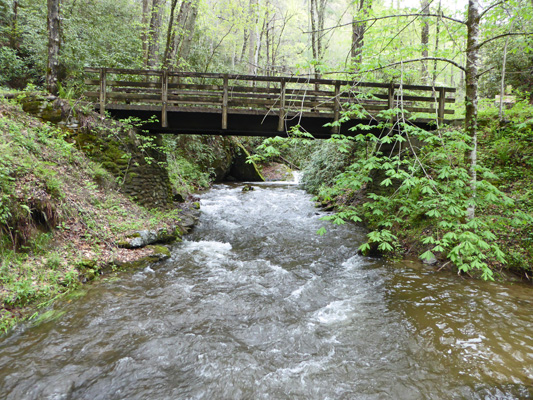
[{"xmin": 102, "ymin": 104, "xmax": 438, "ymax": 139}]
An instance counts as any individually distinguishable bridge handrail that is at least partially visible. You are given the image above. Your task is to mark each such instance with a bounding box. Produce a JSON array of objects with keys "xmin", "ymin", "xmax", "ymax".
[
  {"xmin": 84, "ymin": 67, "xmax": 456, "ymax": 92},
  {"xmin": 83, "ymin": 67, "xmax": 456, "ymax": 132}
]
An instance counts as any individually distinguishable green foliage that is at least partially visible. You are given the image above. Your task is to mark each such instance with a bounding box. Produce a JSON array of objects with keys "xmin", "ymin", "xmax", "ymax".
[
  {"xmin": 310, "ymin": 103, "xmax": 533, "ymax": 280},
  {"xmin": 165, "ymin": 135, "xmax": 217, "ymax": 193},
  {"xmin": 301, "ymin": 139, "xmax": 358, "ymax": 195},
  {"xmin": 249, "ymin": 129, "xmax": 320, "ymax": 172},
  {"xmin": 0, "ymin": 46, "xmax": 29, "ymax": 87}
]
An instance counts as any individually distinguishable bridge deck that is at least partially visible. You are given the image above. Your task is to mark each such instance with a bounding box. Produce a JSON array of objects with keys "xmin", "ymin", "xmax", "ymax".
[{"xmin": 84, "ymin": 68, "xmax": 456, "ymax": 138}]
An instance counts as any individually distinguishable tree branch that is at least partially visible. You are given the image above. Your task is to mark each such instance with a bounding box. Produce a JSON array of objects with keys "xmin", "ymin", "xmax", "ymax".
[
  {"xmin": 302, "ymin": 13, "xmax": 465, "ymax": 34},
  {"xmin": 362, "ymin": 57, "xmax": 466, "ymax": 73},
  {"xmin": 478, "ymin": 1, "xmax": 505, "ymax": 20},
  {"xmin": 477, "ymin": 32, "xmax": 533, "ymax": 49}
]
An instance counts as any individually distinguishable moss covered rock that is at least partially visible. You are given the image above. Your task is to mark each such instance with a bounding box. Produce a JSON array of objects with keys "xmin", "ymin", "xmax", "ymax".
[{"xmin": 229, "ymin": 142, "xmax": 265, "ymax": 182}]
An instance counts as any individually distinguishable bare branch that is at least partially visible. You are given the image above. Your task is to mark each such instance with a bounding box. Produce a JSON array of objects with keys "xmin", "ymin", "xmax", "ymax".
[
  {"xmin": 476, "ymin": 66, "xmax": 496, "ymax": 78},
  {"xmin": 478, "ymin": 1, "xmax": 505, "ymax": 20},
  {"xmin": 361, "ymin": 57, "xmax": 466, "ymax": 73},
  {"xmin": 302, "ymin": 13, "xmax": 465, "ymax": 35},
  {"xmin": 478, "ymin": 32, "xmax": 533, "ymax": 49}
]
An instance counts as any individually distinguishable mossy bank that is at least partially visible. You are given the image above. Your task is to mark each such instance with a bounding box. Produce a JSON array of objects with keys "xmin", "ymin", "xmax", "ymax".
[{"xmin": 0, "ymin": 96, "xmax": 200, "ymax": 333}]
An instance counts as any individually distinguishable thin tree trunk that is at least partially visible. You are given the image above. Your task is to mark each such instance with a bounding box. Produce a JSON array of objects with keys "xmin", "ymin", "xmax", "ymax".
[
  {"xmin": 431, "ymin": 0, "xmax": 441, "ymax": 88},
  {"xmin": 310, "ymin": 0, "xmax": 317, "ymax": 62},
  {"xmin": 240, "ymin": 29, "xmax": 249, "ymax": 64},
  {"xmin": 310, "ymin": 0, "xmax": 327, "ymax": 78},
  {"xmin": 317, "ymin": 0, "xmax": 327, "ymax": 63},
  {"xmin": 255, "ymin": 12, "xmax": 267, "ymax": 73},
  {"xmin": 499, "ymin": 36, "xmax": 509, "ymax": 122},
  {"xmin": 9, "ymin": 1, "xmax": 19, "ymax": 49},
  {"xmin": 420, "ymin": 0, "xmax": 430, "ymax": 83},
  {"xmin": 266, "ymin": 12, "xmax": 271, "ymax": 75},
  {"xmin": 162, "ymin": 0, "xmax": 179, "ymax": 69},
  {"xmin": 273, "ymin": 10, "xmax": 292, "ymax": 69},
  {"xmin": 46, "ymin": 0, "xmax": 60, "ymax": 95},
  {"xmin": 351, "ymin": 0, "xmax": 372, "ymax": 65},
  {"xmin": 248, "ymin": 0, "xmax": 258, "ymax": 74},
  {"xmin": 465, "ymin": 0, "xmax": 481, "ymax": 219}
]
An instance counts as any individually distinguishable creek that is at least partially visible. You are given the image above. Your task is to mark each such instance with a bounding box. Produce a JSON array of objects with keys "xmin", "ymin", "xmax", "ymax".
[{"xmin": 0, "ymin": 180, "xmax": 532, "ymax": 399}]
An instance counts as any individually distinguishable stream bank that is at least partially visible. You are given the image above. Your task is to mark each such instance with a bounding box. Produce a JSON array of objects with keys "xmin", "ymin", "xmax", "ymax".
[{"xmin": 0, "ymin": 97, "xmax": 206, "ymax": 333}]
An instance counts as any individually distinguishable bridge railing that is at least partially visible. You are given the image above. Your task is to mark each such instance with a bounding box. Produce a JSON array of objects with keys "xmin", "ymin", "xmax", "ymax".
[{"xmin": 84, "ymin": 68, "xmax": 456, "ymax": 132}]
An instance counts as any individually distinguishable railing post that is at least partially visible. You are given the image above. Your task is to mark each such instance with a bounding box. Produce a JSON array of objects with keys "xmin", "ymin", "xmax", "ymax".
[
  {"xmin": 388, "ymin": 81, "xmax": 395, "ymax": 127},
  {"xmin": 161, "ymin": 70, "xmax": 168, "ymax": 128},
  {"xmin": 438, "ymin": 86, "xmax": 446, "ymax": 123},
  {"xmin": 222, "ymin": 74, "xmax": 228, "ymax": 130},
  {"xmin": 332, "ymin": 81, "xmax": 341, "ymax": 134},
  {"xmin": 387, "ymin": 81, "xmax": 395, "ymax": 110},
  {"xmin": 278, "ymin": 78, "xmax": 286, "ymax": 132},
  {"xmin": 99, "ymin": 68, "xmax": 107, "ymax": 116}
]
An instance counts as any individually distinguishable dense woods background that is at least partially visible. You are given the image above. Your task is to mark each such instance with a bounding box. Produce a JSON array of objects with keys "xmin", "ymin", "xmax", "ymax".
[{"xmin": 0, "ymin": 0, "xmax": 531, "ymax": 98}]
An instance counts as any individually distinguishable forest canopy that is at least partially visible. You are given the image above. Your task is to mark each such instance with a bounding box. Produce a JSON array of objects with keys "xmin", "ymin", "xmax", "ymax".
[{"xmin": 0, "ymin": 0, "xmax": 531, "ymax": 99}]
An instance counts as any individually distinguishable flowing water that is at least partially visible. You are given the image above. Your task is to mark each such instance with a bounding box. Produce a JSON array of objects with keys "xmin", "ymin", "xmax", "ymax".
[{"xmin": 0, "ymin": 181, "xmax": 532, "ymax": 399}]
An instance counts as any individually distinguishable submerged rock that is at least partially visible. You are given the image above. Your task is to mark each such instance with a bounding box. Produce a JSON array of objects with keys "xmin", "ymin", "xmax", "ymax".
[{"xmin": 118, "ymin": 205, "xmax": 200, "ymax": 249}]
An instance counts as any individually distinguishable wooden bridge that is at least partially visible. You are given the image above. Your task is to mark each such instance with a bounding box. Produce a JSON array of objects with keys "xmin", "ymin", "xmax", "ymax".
[{"xmin": 84, "ymin": 68, "xmax": 456, "ymax": 139}]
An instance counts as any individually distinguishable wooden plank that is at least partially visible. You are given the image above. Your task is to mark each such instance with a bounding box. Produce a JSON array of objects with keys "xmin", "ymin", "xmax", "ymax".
[
  {"xmin": 85, "ymin": 67, "xmax": 161, "ymax": 75},
  {"xmin": 106, "ymin": 80, "xmax": 161, "ymax": 88},
  {"xmin": 102, "ymin": 92, "xmax": 162, "ymax": 100},
  {"xmin": 84, "ymin": 67, "xmax": 456, "ymax": 93},
  {"xmin": 372, "ymin": 93, "xmax": 455, "ymax": 103}
]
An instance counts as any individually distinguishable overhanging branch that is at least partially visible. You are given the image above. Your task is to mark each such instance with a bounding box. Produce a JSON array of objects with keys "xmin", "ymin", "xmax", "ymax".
[
  {"xmin": 478, "ymin": 32, "xmax": 533, "ymax": 49},
  {"xmin": 303, "ymin": 13, "xmax": 465, "ymax": 34},
  {"xmin": 362, "ymin": 57, "xmax": 466, "ymax": 73}
]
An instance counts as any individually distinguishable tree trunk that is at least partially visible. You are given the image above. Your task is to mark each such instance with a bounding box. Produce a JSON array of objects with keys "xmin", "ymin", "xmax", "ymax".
[
  {"xmin": 146, "ymin": 0, "xmax": 163, "ymax": 68},
  {"xmin": 310, "ymin": 0, "xmax": 318, "ymax": 64},
  {"xmin": 162, "ymin": 0, "xmax": 180, "ymax": 69},
  {"xmin": 465, "ymin": 0, "xmax": 481, "ymax": 218},
  {"xmin": 420, "ymin": 0, "xmax": 430, "ymax": 83},
  {"xmin": 310, "ymin": 0, "xmax": 327, "ymax": 78},
  {"xmin": 179, "ymin": 1, "xmax": 198, "ymax": 62},
  {"xmin": 248, "ymin": 0, "xmax": 258, "ymax": 75},
  {"xmin": 46, "ymin": 0, "xmax": 60, "ymax": 95},
  {"xmin": 141, "ymin": 0, "xmax": 151, "ymax": 61},
  {"xmin": 240, "ymin": 29, "xmax": 249, "ymax": 64},
  {"xmin": 351, "ymin": 0, "xmax": 372, "ymax": 65},
  {"xmin": 499, "ymin": 36, "xmax": 509, "ymax": 122},
  {"xmin": 431, "ymin": 0, "xmax": 441, "ymax": 88}
]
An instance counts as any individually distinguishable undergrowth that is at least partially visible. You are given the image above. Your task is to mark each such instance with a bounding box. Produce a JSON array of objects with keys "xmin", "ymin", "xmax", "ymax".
[
  {"xmin": 0, "ymin": 96, "xmax": 184, "ymax": 333},
  {"xmin": 301, "ymin": 99, "xmax": 533, "ymax": 281}
]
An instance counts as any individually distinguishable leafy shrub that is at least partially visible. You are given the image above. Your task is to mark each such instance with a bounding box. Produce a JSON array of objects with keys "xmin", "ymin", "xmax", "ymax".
[
  {"xmin": 0, "ymin": 46, "xmax": 29, "ymax": 88},
  {"xmin": 313, "ymin": 104, "xmax": 533, "ymax": 280},
  {"xmin": 301, "ymin": 140, "xmax": 358, "ymax": 194}
]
